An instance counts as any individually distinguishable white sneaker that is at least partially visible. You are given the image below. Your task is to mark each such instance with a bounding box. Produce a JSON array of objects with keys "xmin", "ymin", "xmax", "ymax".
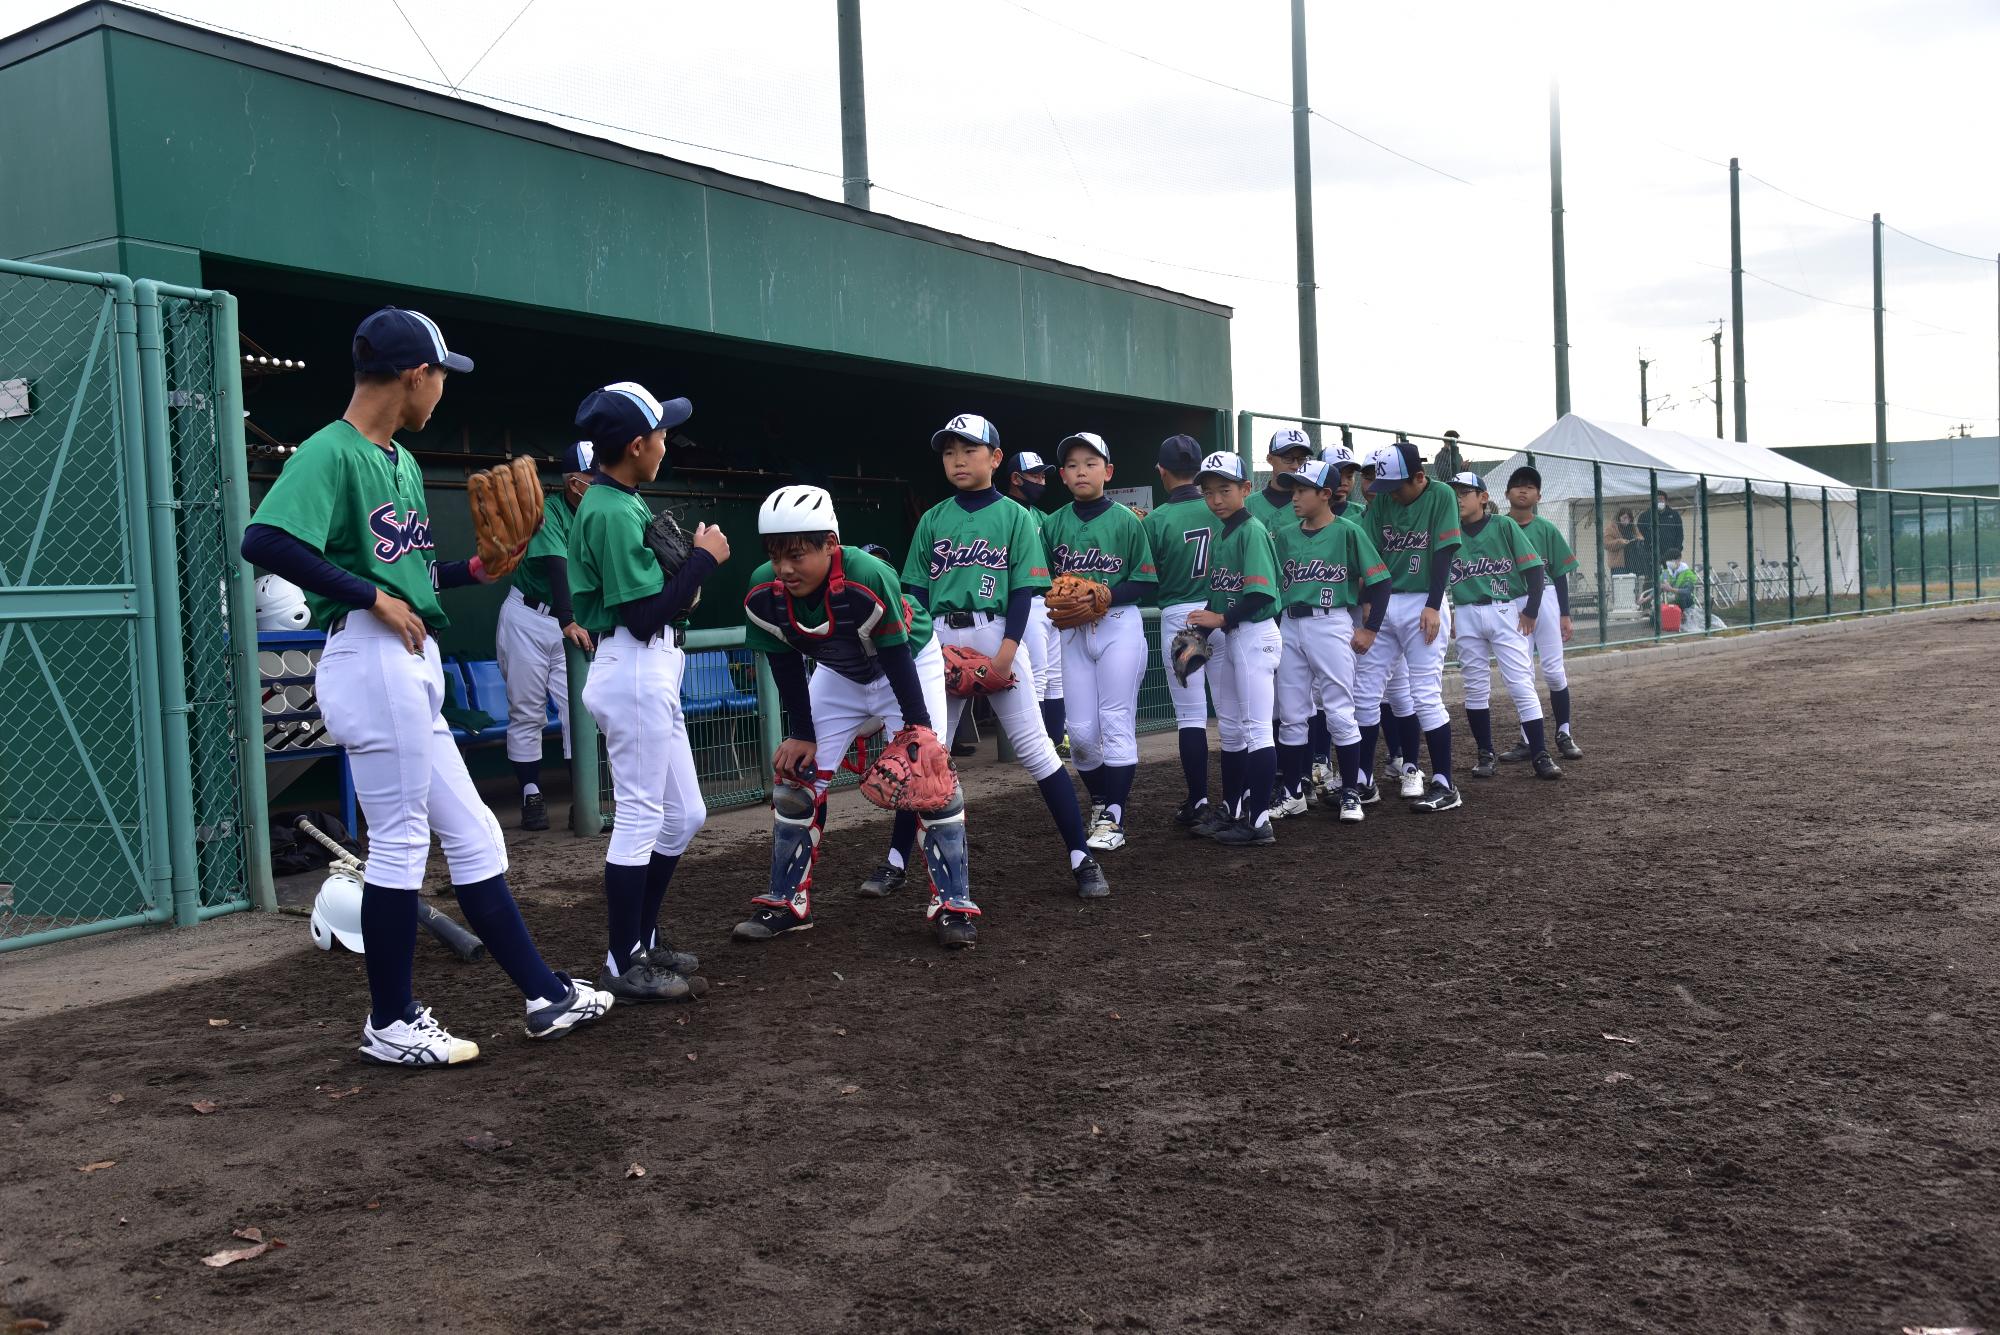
[
  {"xmin": 1085, "ymin": 813, "xmax": 1126, "ymax": 852},
  {"xmin": 359, "ymin": 1007, "xmax": 479, "ymax": 1068},
  {"xmin": 1310, "ymin": 762, "xmax": 1333, "ymax": 800},
  {"xmin": 525, "ymin": 974, "xmax": 614, "ymax": 1040},
  {"xmin": 1398, "ymin": 766, "xmax": 1426, "ymax": 799},
  {"xmin": 1270, "ymin": 790, "xmax": 1309, "ymax": 819}
]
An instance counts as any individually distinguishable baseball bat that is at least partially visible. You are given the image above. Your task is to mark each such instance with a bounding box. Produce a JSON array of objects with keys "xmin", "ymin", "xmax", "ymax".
[{"xmin": 294, "ymin": 818, "xmax": 485, "ymax": 963}]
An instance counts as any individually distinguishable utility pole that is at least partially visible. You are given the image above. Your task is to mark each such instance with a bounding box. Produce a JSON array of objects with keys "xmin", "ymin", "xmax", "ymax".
[
  {"xmin": 1549, "ymin": 80, "xmax": 1571, "ymax": 418},
  {"xmin": 1638, "ymin": 353, "xmax": 1654, "ymax": 426},
  {"xmin": 1289, "ymin": 0, "xmax": 1320, "ymax": 421},
  {"xmin": 1711, "ymin": 323, "xmax": 1724, "ymax": 439},
  {"xmin": 1873, "ymin": 212, "xmax": 1888, "ymax": 488},
  {"xmin": 836, "ymin": 0, "xmax": 870, "ymax": 209},
  {"xmin": 1729, "ymin": 157, "xmax": 1747, "ymax": 442}
]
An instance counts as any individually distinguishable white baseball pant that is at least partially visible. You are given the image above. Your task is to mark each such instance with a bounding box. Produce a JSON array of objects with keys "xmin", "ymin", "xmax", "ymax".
[
  {"xmin": 1059, "ymin": 605, "xmax": 1146, "ymax": 768},
  {"xmin": 940, "ymin": 615, "xmax": 1064, "ymax": 782},
  {"xmin": 1454, "ymin": 601, "xmax": 1543, "ymax": 721},
  {"xmin": 804, "ymin": 639, "xmax": 949, "ymax": 792},
  {"xmin": 315, "ymin": 608, "xmax": 506, "ymax": 890},
  {"xmin": 1024, "ymin": 597, "xmax": 1062, "ymax": 703},
  {"xmin": 1351, "ymin": 591, "xmax": 1451, "ymax": 731},
  {"xmin": 1277, "ymin": 610, "xmax": 1360, "ymax": 747},
  {"xmin": 494, "ymin": 587, "xmax": 572, "ymax": 765},
  {"xmin": 1518, "ymin": 593, "xmax": 1569, "ymax": 691},
  {"xmin": 1156, "ymin": 601, "xmax": 1211, "ymax": 729},
  {"xmin": 582, "ymin": 627, "xmax": 707, "ymax": 867},
  {"xmin": 1204, "ymin": 618, "xmax": 1281, "ymax": 751}
]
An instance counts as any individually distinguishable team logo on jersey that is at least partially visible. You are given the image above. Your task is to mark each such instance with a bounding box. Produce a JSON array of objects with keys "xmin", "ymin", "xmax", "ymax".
[
  {"xmin": 1281, "ymin": 557, "xmax": 1349, "ymax": 587},
  {"xmin": 1052, "ymin": 544, "xmax": 1123, "ymax": 577},
  {"xmin": 1377, "ymin": 528, "xmax": 1430, "ymax": 554},
  {"xmin": 368, "ymin": 504, "xmax": 434, "ymax": 564},
  {"xmin": 927, "ymin": 538, "xmax": 1009, "ymax": 580},
  {"xmin": 1210, "ymin": 569, "xmax": 1247, "ymax": 594},
  {"xmin": 1450, "ymin": 554, "xmax": 1514, "ymax": 582}
]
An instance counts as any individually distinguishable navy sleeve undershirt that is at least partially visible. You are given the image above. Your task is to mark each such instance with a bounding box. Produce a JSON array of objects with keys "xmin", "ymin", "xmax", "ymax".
[
  {"xmin": 1362, "ymin": 578, "xmax": 1391, "ymax": 631},
  {"xmin": 1425, "ymin": 552, "xmax": 1451, "ymax": 610},
  {"xmin": 767, "ymin": 649, "xmax": 815, "ymax": 744},
  {"xmin": 1221, "ymin": 592, "xmax": 1273, "ymax": 632},
  {"xmin": 1522, "ymin": 565, "xmax": 1546, "ymax": 620},
  {"xmin": 616, "ymin": 550, "xmax": 718, "ymax": 640},
  {"xmin": 875, "ymin": 640, "xmax": 932, "ymax": 731},
  {"xmin": 431, "ymin": 559, "xmax": 476, "ymax": 591},
  {"xmin": 1107, "ymin": 579, "xmax": 1147, "ymax": 607},
  {"xmin": 543, "ymin": 557, "xmax": 574, "ymax": 625},
  {"xmin": 1552, "ymin": 572, "xmax": 1570, "ymax": 618},
  {"xmin": 241, "ymin": 523, "xmax": 377, "ymax": 609},
  {"xmin": 1003, "ymin": 585, "xmax": 1035, "ymax": 643}
]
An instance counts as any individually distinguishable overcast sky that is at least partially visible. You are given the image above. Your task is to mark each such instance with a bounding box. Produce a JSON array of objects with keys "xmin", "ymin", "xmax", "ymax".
[{"xmin": 7, "ymin": 0, "xmax": 1995, "ymax": 450}]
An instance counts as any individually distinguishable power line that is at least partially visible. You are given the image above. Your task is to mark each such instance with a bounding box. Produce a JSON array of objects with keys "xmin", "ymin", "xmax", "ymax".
[
  {"xmin": 1882, "ymin": 222, "xmax": 1993, "ymax": 266},
  {"xmin": 1692, "ymin": 260, "xmax": 1969, "ymax": 335},
  {"xmin": 1309, "ymin": 110, "xmax": 1476, "ymax": 186},
  {"xmin": 385, "ymin": 0, "xmax": 452, "ymax": 89},
  {"xmin": 454, "ymin": 0, "xmax": 538, "ymax": 92}
]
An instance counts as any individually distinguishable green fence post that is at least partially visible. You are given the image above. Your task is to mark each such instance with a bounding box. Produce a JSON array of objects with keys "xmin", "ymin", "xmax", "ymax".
[
  {"xmin": 1917, "ymin": 494, "xmax": 1928, "ymax": 605},
  {"xmin": 1699, "ymin": 475, "xmax": 1712, "ymax": 635},
  {"xmin": 211, "ymin": 292, "xmax": 275, "ymax": 912},
  {"xmin": 565, "ymin": 643, "xmax": 602, "ymax": 835},
  {"xmin": 1744, "ymin": 479, "xmax": 1757, "ymax": 629},
  {"xmin": 133, "ymin": 282, "xmax": 200, "ymax": 928},
  {"xmin": 1976, "ymin": 498, "xmax": 1984, "ymax": 600},
  {"xmin": 1858, "ymin": 491, "xmax": 1869, "ymax": 613},
  {"xmin": 1946, "ymin": 498, "xmax": 1956, "ymax": 601},
  {"xmin": 1592, "ymin": 461, "xmax": 1607, "ymax": 648},
  {"xmin": 755, "ymin": 653, "xmax": 782, "ymax": 800},
  {"xmin": 1820, "ymin": 486, "xmax": 1833, "ymax": 619},
  {"xmin": 1783, "ymin": 483, "xmax": 1796, "ymax": 623},
  {"xmin": 1236, "ymin": 410, "xmax": 1255, "ymax": 474},
  {"xmin": 1649, "ymin": 468, "xmax": 1661, "ymax": 642}
]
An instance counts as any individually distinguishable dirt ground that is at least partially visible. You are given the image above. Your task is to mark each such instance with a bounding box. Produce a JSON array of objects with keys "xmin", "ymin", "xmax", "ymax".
[{"xmin": 3, "ymin": 613, "xmax": 1997, "ymax": 1334}]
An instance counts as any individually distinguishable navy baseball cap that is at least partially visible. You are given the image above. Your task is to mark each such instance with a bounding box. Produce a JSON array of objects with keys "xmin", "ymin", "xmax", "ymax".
[
  {"xmin": 1280, "ymin": 459, "xmax": 1337, "ymax": 491},
  {"xmin": 1195, "ymin": 451, "xmax": 1248, "ymax": 484},
  {"xmin": 931, "ymin": 413, "xmax": 1001, "ymax": 451},
  {"xmin": 1447, "ymin": 470, "xmax": 1488, "ymax": 493},
  {"xmin": 1366, "ymin": 440, "xmax": 1423, "ymax": 493},
  {"xmin": 560, "ymin": 441, "xmax": 595, "ymax": 473},
  {"xmin": 352, "ymin": 306, "xmax": 473, "ymax": 374},
  {"xmin": 1508, "ymin": 465, "xmax": 1543, "ymax": 491},
  {"xmin": 1002, "ymin": 450, "xmax": 1050, "ymax": 477},
  {"xmin": 574, "ymin": 381, "xmax": 692, "ymax": 449},
  {"xmin": 1157, "ymin": 434, "xmax": 1203, "ymax": 473},
  {"xmin": 1057, "ymin": 432, "xmax": 1110, "ymax": 462},
  {"xmin": 1266, "ymin": 427, "xmax": 1313, "ymax": 458}
]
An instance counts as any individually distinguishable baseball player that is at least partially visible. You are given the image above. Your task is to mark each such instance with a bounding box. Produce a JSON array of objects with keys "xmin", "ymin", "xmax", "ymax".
[
  {"xmin": 1184, "ymin": 451, "xmax": 1283, "ymax": 846},
  {"xmin": 1002, "ymin": 450, "xmax": 1066, "ymax": 754},
  {"xmin": 1500, "ymin": 466, "xmax": 1584, "ymax": 762},
  {"xmin": 570, "ymin": 381, "xmax": 729, "ymax": 1001},
  {"xmin": 1356, "ymin": 440, "xmax": 1465, "ymax": 812},
  {"xmin": 1343, "ymin": 451, "xmax": 1410, "ymax": 800},
  {"xmin": 733, "ymin": 487, "xmax": 979, "ymax": 948},
  {"xmin": 1143, "ymin": 434, "xmax": 1223, "ymax": 827},
  {"xmin": 1245, "ymin": 427, "xmax": 1314, "ymax": 532},
  {"xmin": 1270, "ymin": 459, "xmax": 1390, "ymax": 823},
  {"xmin": 494, "ymin": 442, "xmax": 593, "ymax": 831},
  {"xmin": 1445, "ymin": 473, "xmax": 1561, "ymax": 780},
  {"xmin": 239, "ymin": 306, "xmax": 611, "ymax": 1065},
  {"xmin": 1040, "ymin": 432, "xmax": 1158, "ymax": 851},
  {"xmin": 899, "ymin": 413, "xmax": 1109, "ymax": 898}
]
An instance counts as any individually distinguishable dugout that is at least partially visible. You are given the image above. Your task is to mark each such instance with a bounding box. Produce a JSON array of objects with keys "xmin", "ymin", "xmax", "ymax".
[{"xmin": 0, "ymin": 1, "xmax": 1235, "ymax": 659}]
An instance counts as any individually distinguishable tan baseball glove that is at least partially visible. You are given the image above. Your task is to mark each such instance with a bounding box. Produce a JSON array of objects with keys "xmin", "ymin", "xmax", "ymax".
[
  {"xmin": 467, "ymin": 456, "xmax": 545, "ymax": 580},
  {"xmin": 1044, "ymin": 573, "xmax": 1111, "ymax": 630}
]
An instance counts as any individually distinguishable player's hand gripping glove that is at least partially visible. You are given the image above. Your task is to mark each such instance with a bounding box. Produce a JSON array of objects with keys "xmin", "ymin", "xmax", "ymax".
[
  {"xmin": 941, "ymin": 643, "xmax": 1016, "ymax": 698},
  {"xmin": 1169, "ymin": 626, "xmax": 1213, "ymax": 687},
  {"xmin": 1043, "ymin": 573, "xmax": 1111, "ymax": 631},
  {"xmin": 859, "ymin": 725, "xmax": 958, "ymax": 812},
  {"xmin": 467, "ymin": 457, "xmax": 545, "ymax": 580}
]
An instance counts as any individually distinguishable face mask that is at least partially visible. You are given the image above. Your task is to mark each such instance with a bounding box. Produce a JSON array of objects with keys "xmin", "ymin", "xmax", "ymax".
[{"xmin": 1018, "ymin": 478, "xmax": 1047, "ymax": 504}]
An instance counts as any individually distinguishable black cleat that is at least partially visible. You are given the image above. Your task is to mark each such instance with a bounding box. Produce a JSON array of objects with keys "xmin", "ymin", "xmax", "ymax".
[
  {"xmin": 732, "ymin": 907, "xmax": 815, "ymax": 942},
  {"xmin": 1411, "ymin": 781, "xmax": 1464, "ymax": 813},
  {"xmin": 1190, "ymin": 805, "xmax": 1233, "ymax": 838},
  {"xmin": 1073, "ymin": 856, "xmax": 1111, "ymax": 898},
  {"xmin": 599, "ymin": 957, "xmax": 698, "ymax": 1002},
  {"xmin": 1557, "ymin": 730, "xmax": 1584, "ymax": 760},
  {"xmin": 1533, "ymin": 751, "xmax": 1564, "ymax": 780},
  {"xmin": 1471, "ymin": 750, "xmax": 1498, "ymax": 779},
  {"xmin": 1214, "ymin": 816, "xmax": 1276, "ymax": 846},
  {"xmin": 935, "ymin": 910, "xmax": 978, "ymax": 949},
  {"xmin": 644, "ymin": 941, "xmax": 701, "ymax": 977},
  {"xmin": 857, "ymin": 862, "xmax": 907, "ymax": 898},
  {"xmin": 520, "ymin": 792, "xmax": 548, "ymax": 831},
  {"xmin": 1498, "ymin": 742, "xmax": 1532, "ymax": 763},
  {"xmin": 1172, "ymin": 799, "xmax": 1208, "ymax": 828},
  {"xmin": 1354, "ymin": 780, "xmax": 1381, "ymax": 806}
]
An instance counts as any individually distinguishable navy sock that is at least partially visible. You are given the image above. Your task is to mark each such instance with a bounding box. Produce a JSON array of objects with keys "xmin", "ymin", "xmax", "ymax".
[
  {"xmin": 1277, "ymin": 741, "xmax": 1310, "ymax": 797},
  {"xmin": 1177, "ymin": 727, "xmax": 1209, "ymax": 804},
  {"xmin": 511, "ymin": 760, "xmax": 540, "ymax": 793},
  {"xmin": 360, "ymin": 883, "xmax": 418, "ymax": 1030},
  {"xmin": 1246, "ymin": 747, "xmax": 1278, "ymax": 823},
  {"xmin": 890, "ymin": 809, "xmax": 919, "ymax": 862},
  {"xmin": 642, "ymin": 852, "xmax": 679, "ymax": 950},
  {"xmin": 454, "ymin": 874, "xmax": 565, "ymax": 1003},
  {"xmin": 1423, "ymin": 723, "xmax": 1454, "ymax": 788},
  {"xmin": 1552, "ymin": 687, "xmax": 1572, "ymax": 730},
  {"xmin": 1524, "ymin": 717, "xmax": 1548, "ymax": 756},
  {"xmin": 1396, "ymin": 713, "xmax": 1423, "ymax": 770},
  {"xmin": 602, "ymin": 862, "xmax": 647, "ymax": 972},
  {"xmin": 1219, "ymin": 749, "xmax": 1243, "ymax": 817},
  {"xmin": 1307, "ymin": 711, "xmax": 1331, "ymax": 766},
  {"xmin": 1078, "ymin": 765, "xmax": 1105, "ymax": 801},
  {"xmin": 1041, "ymin": 697, "xmax": 1067, "ymax": 745},
  {"xmin": 1334, "ymin": 741, "xmax": 1362, "ymax": 791},
  {"xmin": 1356, "ymin": 722, "xmax": 1380, "ymax": 782},
  {"xmin": 1468, "ymin": 708, "xmax": 1494, "ymax": 753},
  {"xmin": 1035, "ymin": 770, "xmax": 1090, "ymax": 854},
  {"xmin": 1102, "ymin": 764, "xmax": 1138, "ymax": 823}
]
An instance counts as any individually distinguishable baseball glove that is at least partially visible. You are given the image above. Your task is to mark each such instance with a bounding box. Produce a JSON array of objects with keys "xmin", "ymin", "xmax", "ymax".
[
  {"xmin": 941, "ymin": 643, "xmax": 1015, "ymax": 698},
  {"xmin": 1169, "ymin": 626, "xmax": 1213, "ymax": 687},
  {"xmin": 467, "ymin": 457, "xmax": 545, "ymax": 580},
  {"xmin": 643, "ymin": 506, "xmax": 702, "ymax": 611},
  {"xmin": 1044, "ymin": 573, "xmax": 1111, "ymax": 631},
  {"xmin": 859, "ymin": 725, "xmax": 957, "ymax": 812}
]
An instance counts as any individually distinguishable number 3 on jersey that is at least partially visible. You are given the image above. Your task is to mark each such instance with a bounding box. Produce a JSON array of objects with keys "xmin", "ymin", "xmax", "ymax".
[
  {"xmin": 977, "ymin": 573, "xmax": 996, "ymax": 600},
  {"xmin": 1183, "ymin": 529, "xmax": 1211, "ymax": 578}
]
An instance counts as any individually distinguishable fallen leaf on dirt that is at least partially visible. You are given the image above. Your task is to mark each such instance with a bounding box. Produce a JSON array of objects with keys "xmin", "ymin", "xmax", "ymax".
[
  {"xmin": 1604, "ymin": 1072, "xmax": 1634, "ymax": 1085},
  {"xmin": 117, "ymin": 1216, "xmax": 127, "ymax": 1226},
  {"xmin": 364, "ymin": 1201, "xmax": 379, "ymax": 1211},
  {"xmin": 685, "ymin": 1053, "xmax": 696, "ymax": 1062},
  {"xmin": 1090, "ymin": 1124, "xmax": 1102, "ymax": 1136},
  {"xmin": 625, "ymin": 1163, "xmax": 646, "ymax": 1179},
  {"xmin": 461, "ymin": 1132, "xmax": 511, "ymax": 1153},
  {"xmin": 233, "ymin": 1226, "xmax": 265, "ymax": 1242},
  {"xmin": 1600, "ymin": 1033, "xmax": 1638, "ymax": 1045},
  {"xmin": 78, "ymin": 1160, "xmax": 116, "ymax": 1173},
  {"xmin": 833, "ymin": 1028, "xmax": 847, "ymax": 1037},
  {"xmin": 838, "ymin": 1085, "xmax": 860, "ymax": 1096},
  {"xmin": 106, "ymin": 1093, "xmax": 125, "ymax": 1105},
  {"xmin": 832, "ymin": 971, "xmax": 845, "ymax": 981},
  {"xmin": 1901, "ymin": 1327, "xmax": 1984, "ymax": 1335},
  {"xmin": 190, "ymin": 1100, "xmax": 218, "ymax": 1115},
  {"xmin": 206, "ymin": 1018, "xmax": 230, "ymax": 1028},
  {"xmin": 9, "ymin": 1319, "xmax": 53, "ymax": 1332},
  {"xmin": 201, "ymin": 1241, "xmax": 272, "ymax": 1268},
  {"xmin": 325, "ymin": 1086, "xmax": 363, "ymax": 1100},
  {"xmin": 1109, "ymin": 1012, "xmax": 1122, "ymax": 1021}
]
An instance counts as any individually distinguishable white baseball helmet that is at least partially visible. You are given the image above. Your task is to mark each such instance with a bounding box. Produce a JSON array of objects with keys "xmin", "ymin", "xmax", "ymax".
[
  {"xmin": 309, "ymin": 866, "xmax": 365, "ymax": 953},
  {"xmin": 254, "ymin": 574, "xmax": 310, "ymax": 631},
  {"xmin": 758, "ymin": 485, "xmax": 840, "ymax": 537}
]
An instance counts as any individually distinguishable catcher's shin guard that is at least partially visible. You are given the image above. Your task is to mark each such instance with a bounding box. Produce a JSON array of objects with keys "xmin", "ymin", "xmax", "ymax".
[
  {"xmin": 750, "ymin": 776, "xmax": 824, "ymax": 920},
  {"xmin": 917, "ymin": 789, "xmax": 978, "ymax": 918}
]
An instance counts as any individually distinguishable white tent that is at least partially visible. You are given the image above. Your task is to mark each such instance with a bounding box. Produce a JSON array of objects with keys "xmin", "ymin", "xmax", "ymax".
[{"xmin": 1480, "ymin": 415, "xmax": 1861, "ymax": 608}]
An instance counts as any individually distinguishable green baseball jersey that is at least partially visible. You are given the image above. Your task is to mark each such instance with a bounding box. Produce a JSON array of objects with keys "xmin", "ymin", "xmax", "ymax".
[
  {"xmin": 1207, "ymin": 513, "xmax": 1280, "ymax": 621},
  {"xmin": 567, "ymin": 479, "xmax": 664, "ymax": 638},
  {"xmin": 1365, "ymin": 478, "xmax": 1463, "ymax": 594},
  {"xmin": 510, "ymin": 493, "xmax": 573, "ymax": 607},
  {"xmin": 1273, "ymin": 516, "xmax": 1389, "ymax": 611},
  {"xmin": 1448, "ymin": 516, "xmax": 1543, "ymax": 604},
  {"xmin": 1142, "ymin": 492, "xmax": 1223, "ymax": 606},
  {"xmin": 900, "ymin": 493, "xmax": 1050, "ymax": 613},
  {"xmin": 1244, "ymin": 484, "xmax": 1299, "ymax": 535},
  {"xmin": 1041, "ymin": 501, "xmax": 1158, "ymax": 590},
  {"xmin": 250, "ymin": 419, "xmax": 448, "ymax": 630},
  {"xmin": 743, "ymin": 546, "xmax": 932, "ymax": 680},
  {"xmin": 1514, "ymin": 513, "xmax": 1578, "ymax": 579}
]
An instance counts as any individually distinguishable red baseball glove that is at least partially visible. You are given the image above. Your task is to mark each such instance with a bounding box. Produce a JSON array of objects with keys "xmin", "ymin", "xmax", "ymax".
[
  {"xmin": 941, "ymin": 643, "xmax": 1015, "ymax": 698},
  {"xmin": 859, "ymin": 725, "xmax": 958, "ymax": 812}
]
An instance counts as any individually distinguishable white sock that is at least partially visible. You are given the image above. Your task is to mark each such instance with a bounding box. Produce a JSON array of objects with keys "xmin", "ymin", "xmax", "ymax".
[
  {"xmin": 603, "ymin": 948, "xmax": 621, "ymax": 978},
  {"xmin": 523, "ymin": 782, "xmax": 540, "ymax": 797},
  {"xmin": 1558, "ymin": 723, "xmax": 1572, "ymax": 735},
  {"xmin": 1069, "ymin": 849, "xmax": 1086, "ymax": 870},
  {"xmin": 1106, "ymin": 804, "xmax": 1123, "ymax": 826},
  {"xmin": 886, "ymin": 848, "xmax": 906, "ymax": 871}
]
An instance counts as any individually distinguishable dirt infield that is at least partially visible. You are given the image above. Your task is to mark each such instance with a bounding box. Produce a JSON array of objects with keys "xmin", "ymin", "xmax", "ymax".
[{"xmin": 3, "ymin": 613, "xmax": 1998, "ymax": 1333}]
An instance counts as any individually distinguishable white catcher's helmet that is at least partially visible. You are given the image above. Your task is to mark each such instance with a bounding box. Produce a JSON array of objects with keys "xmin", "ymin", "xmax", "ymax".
[
  {"xmin": 309, "ymin": 866, "xmax": 366, "ymax": 953},
  {"xmin": 254, "ymin": 573, "xmax": 310, "ymax": 631},
  {"xmin": 758, "ymin": 485, "xmax": 840, "ymax": 537}
]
